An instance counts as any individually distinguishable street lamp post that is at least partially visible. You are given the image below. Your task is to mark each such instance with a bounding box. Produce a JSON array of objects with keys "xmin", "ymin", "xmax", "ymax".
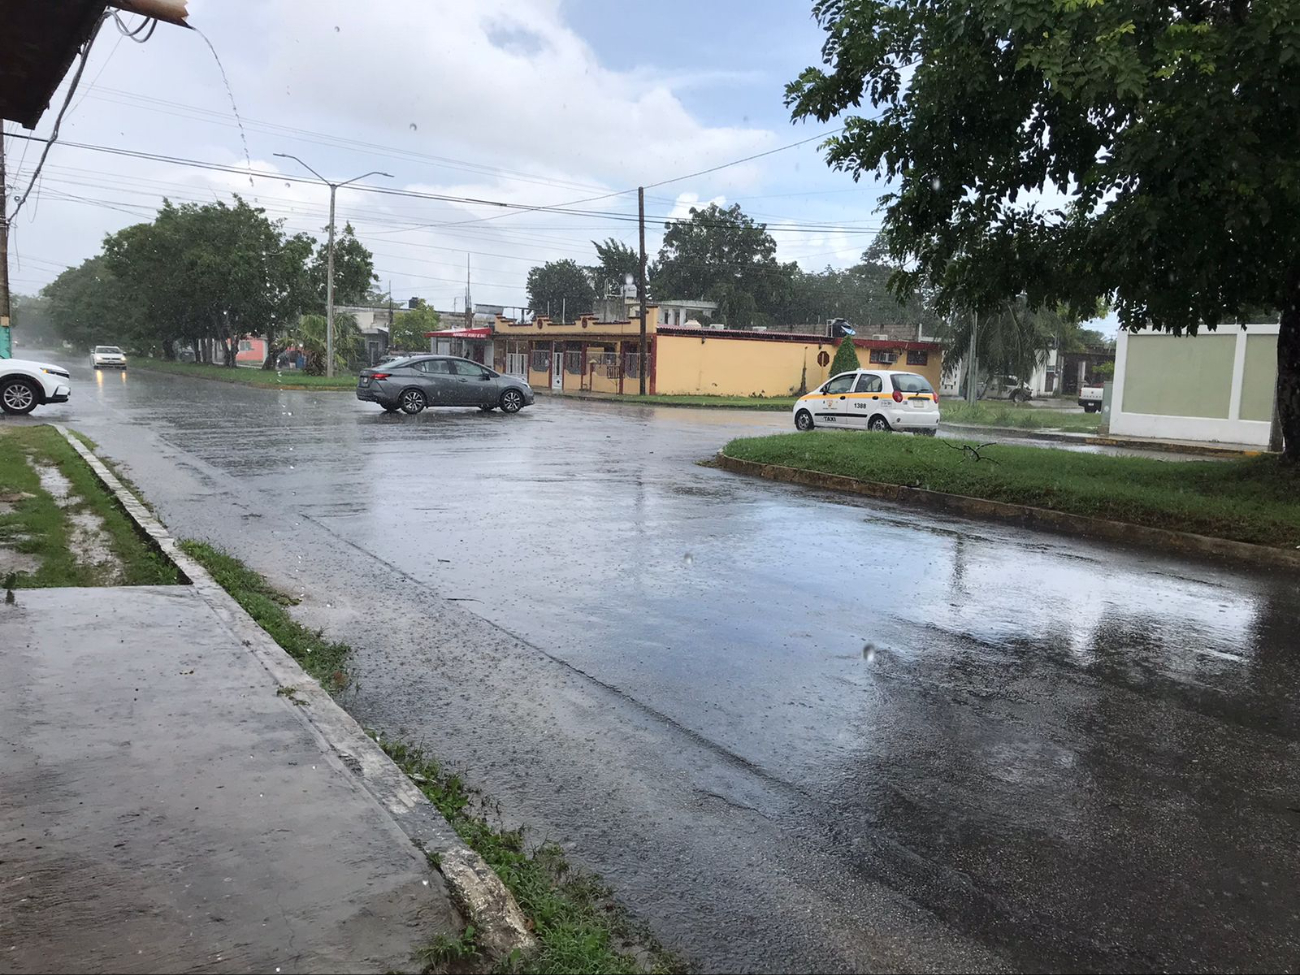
[{"xmin": 274, "ymin": 154, "xmax": 391, "ymax": 377}]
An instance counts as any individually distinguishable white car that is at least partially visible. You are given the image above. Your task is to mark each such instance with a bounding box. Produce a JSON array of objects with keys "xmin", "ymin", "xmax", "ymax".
[
  {"xmin": 793, "ymin": 369, "xmax": 940, "ymax": 434},
  {"xmin": 1078, "ymin": 383, "xmax": 1104, "ymax": 413},
  {"xmin": 91, "ymin": 345, "xmax": 127, "ymax": 369},
  {"xmin": 1, "ymin": 358, "xmax": 72, "ymax": 416}
]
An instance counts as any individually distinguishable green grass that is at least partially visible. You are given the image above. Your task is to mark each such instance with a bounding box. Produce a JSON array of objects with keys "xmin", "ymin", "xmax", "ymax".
[
  {"xmin": 177, "ymin": 541, "xmax": 678, "ymax": 975},
  {"xmin": 0, "ymin": 425, "xmax": 179, "ymax": 588},
  {"xmin": 178, "ymin": 541, "xmax": 352, "ymax": 692},
  {"xmin": 382, "ymin": 740, "xmax": 678, "ymax": 975},
  {"xmin": 939, "ymin": 400, "xmax": 1102, "ymax": 433},
  {"xmin": 723, "ymin": 431, "xmax": 1300, "ymax": 548},
  {"xmin": 131, "ymin": 358, "xmax": 357, "ymax": 389}
]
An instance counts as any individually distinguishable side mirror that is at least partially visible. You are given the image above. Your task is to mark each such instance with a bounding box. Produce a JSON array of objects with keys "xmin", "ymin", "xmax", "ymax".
[{"xmin": 482, "ymin": 373, "xmax": 492, "ymax": 380}]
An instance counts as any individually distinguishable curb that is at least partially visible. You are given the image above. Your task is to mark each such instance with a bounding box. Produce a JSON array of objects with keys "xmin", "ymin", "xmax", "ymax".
[
  {"xmin": 940, "ymin": 421, "xmax": 1262, "ymax": 457},
  {"xmin": 715, "ymin": 450, "xmax": 1300, "ymax": 571},
  {"xmin": 55, "ymin": 424, "xmax": 537, "ymax": 962}
]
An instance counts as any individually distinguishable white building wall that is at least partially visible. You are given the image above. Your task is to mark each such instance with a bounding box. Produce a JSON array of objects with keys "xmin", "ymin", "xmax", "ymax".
[{"xmin": 1109, "ymin": 324, "xmax": 1278, "ymax": 446}]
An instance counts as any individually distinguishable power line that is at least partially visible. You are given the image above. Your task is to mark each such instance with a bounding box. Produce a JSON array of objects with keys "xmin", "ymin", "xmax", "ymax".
[
  {"xmin": 641, "ymin": 127, "xmax": 843, "ymax": 191},
  {"xmin": 10, "ymin": 14, "xmax": 109, "ymax": 223}
]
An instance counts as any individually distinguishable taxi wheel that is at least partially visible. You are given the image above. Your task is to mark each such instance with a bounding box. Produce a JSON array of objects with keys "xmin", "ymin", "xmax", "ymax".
[
  {"xmin": 868, "ymin": 414, "xmax": 892, "ymax": 433},
  {"xmin": 795, "ymin": 409, "xmax": 814, "ymax": 431}
]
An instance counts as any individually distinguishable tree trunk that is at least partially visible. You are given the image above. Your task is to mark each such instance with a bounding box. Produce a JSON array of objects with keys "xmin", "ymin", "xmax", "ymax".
[{"xmin": 1278, "ymin": 300, "xmax": 1300, "ymax": 462}]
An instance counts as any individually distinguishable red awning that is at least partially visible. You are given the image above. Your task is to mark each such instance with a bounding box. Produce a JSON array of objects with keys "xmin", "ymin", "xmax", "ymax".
[{"xmin": 427, "ymin": 327, "xmax": 492, "ymax": 339}]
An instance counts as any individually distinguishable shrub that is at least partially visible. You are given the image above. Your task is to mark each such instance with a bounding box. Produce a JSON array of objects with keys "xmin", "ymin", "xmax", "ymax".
[{"xmin": 829, "ymin": 336, "xmax": 860, "ymax": 376}]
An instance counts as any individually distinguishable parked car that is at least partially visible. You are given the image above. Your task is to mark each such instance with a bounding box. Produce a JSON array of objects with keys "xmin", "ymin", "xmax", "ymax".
[
  {"xmin": 1078, "ymin": 382, "xmax": 1104, "ymax": 413},
  {"xmin": 357, "ymin": 355, "xmax": 534, "ymax": 415},
  {"xmin": 793, "ymin": 369, "xmax": 939, "ymax": 434},
  {"xmin": 1, "ymin": 358, "xmax": 72, "ymax": 415},
  {"xmin": 91, "ymin": 345, "xmax": 127, "ymax": 369},
  {"xmin": 980, "ymin": 374, "xmax": 1033, "ymax": 402}
]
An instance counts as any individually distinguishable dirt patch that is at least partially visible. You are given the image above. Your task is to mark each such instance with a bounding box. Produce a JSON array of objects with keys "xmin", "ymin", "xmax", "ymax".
[
  {"xmin": 0, "ymin": 548, "xmax": 42, "ymax": 576},
  {"xmin": 26, "ymin": 459, "xmax": 125, "ymax": 583}
]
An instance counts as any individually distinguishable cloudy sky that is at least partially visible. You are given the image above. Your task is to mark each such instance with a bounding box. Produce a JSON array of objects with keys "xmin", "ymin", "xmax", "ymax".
[{"xmin": 3, "ymin": 0, "xmax": 888, "ymax": 311}]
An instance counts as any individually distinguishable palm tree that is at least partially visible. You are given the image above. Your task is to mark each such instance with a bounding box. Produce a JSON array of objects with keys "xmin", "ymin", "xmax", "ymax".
[{"xmin": 295, "ymin": 312, "xmax": 360, "ymax": 375}]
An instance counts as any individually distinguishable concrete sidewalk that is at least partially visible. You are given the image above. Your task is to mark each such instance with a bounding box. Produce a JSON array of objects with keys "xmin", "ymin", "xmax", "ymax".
[{"xmin": 1, "ymin": 585, "xmax": 460, "ymax": 974}]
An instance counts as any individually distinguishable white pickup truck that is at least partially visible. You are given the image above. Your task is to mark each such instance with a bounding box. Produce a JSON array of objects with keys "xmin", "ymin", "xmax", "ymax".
[{"xmin": 1078, "ymin": 383, "xmax": 1104, "ymax": 413}]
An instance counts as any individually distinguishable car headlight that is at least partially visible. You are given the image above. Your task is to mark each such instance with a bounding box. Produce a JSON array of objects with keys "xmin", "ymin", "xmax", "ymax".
[{"xmin": 42, "ymin": 367, "xmax": 71, "ymax": 379}]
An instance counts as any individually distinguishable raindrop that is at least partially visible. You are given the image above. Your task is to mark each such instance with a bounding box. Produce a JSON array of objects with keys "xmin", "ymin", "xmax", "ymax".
[
  {"xmin": 326, "ymin": 601, "xmax": 333, "ymax": 608},
  {"xmin": 683, "ymin": 552, "xmax": 694, "ymax": 566},
  {"xmin": 288, "ymin": 464, "xmax": 294, "ymax": 469},
  {"xmin": 334, "ymin": 25, "xmax": 340, "ymax": 32},
  {"xmin": 862, "ymin": 642, "xmax": 877, "ymax": 663},
  {"xmin": 409, "ymin": 122, "xmax": 418, "ymax": 132},
  {"xmin": 931, "ymin": 176, "xmax": 942, "ymax": 191}
]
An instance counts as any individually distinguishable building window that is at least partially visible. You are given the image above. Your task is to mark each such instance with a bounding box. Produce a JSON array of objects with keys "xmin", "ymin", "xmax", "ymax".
[
  {"xmin": 565, "ymin": 351, "xmax": 583, "ymax": 375},
  {"xmin": 530, "ymin": 348, "xmax": 549, "ymax": 373},
  {"xmin": 239, "ymin": 339, "xmax": 253, "ymax": 352},
  {"xmin": 869, "ymin": 348, "xmax": 900, "ymax": 364},
  {"xmin": 907, "ymin": 350, "xmax": 929, "ymax": 366}
]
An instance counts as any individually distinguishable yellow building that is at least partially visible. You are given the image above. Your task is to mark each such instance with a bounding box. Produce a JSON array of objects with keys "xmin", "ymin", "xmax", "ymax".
[{"xmin": 482, "ymin": 308, "xmax": 944, "ymax": 397}]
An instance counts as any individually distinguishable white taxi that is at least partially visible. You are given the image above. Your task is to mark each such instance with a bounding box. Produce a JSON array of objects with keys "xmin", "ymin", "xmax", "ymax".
[{"xmin": 793, "ymin": 369, "xmax": 940, "ymax": 434}]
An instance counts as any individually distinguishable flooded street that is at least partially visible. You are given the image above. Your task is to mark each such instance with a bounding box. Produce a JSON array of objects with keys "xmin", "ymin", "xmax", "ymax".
[{"xmin": 28, "ymin": 360, "xmax": 1300, "ymax": 973}]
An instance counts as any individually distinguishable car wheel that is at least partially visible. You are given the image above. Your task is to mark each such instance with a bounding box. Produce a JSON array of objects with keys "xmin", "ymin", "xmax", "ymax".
[
  {"xmin": 794, "ymin": 409, "xmax": 814, "ymax": 431},
  {"xmin": 868, "ymin": 414, "xmax": 892, "ymax": 433},
  {"xmin": 500, "ymin": 389, "xmax": 524, "ymax": 413},
  {"xmin": 1, "ymin": 378, "xmax": 40, "ymax": 416},
  {"xmin": 399, "ymin": 388, "xmax": 427, "ymax": 414}
]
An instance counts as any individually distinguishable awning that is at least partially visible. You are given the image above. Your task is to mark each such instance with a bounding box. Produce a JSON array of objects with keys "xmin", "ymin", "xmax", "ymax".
[{"xmin": 428, "ymin": 328, "xmax": 492, "ymax": 339}]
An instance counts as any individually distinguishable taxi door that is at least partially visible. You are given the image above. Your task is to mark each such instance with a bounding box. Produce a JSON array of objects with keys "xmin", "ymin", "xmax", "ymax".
[
  {"xmin": 817, "ymin": 373, "xmax": 857, "ymax": 425},
  {"xmin": 847, "ymin": 372, "xmax": 885, "ymax": 427}
]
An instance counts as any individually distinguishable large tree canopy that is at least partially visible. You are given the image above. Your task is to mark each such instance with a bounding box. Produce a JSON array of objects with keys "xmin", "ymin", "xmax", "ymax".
[
  {"xmin": 788, "ymin": 0, "xmax": 1300, "ymax": 457},
  {"xmin": 651, "ymin": 203, "xmax": 796, "ymax": 328},
  {"xmin": 590, "ymin": 238, "xmax": 640, "ymax": 298},
  {"xmin": 527, "ymin": 259, "xmax": 596, "ymax": 322}
]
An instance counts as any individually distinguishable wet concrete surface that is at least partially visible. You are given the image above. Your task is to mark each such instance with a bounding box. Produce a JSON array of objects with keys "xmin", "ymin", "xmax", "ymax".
[
  {"xmin": 1, "ymin": 585, "xmax": 459, "ymax": 974},
  {"xmin": 14, "ymin": 358, "xmax": 1300, "ymax": 972}
]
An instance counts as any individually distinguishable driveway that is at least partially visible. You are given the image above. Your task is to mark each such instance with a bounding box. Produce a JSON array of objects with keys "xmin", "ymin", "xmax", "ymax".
[{"xmin": 15, "ymin": 357, "xmax": 1300, "ymax": 973}]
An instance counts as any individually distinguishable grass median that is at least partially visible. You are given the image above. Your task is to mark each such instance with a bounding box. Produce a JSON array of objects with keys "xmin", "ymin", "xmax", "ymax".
[
  {"xmin": 0, "ymin": 425, "xmax": 179, "ymax": 588},
  {"xmin": 723, "ymin": 431, "xmax": 1300, "ymax": 548},
  {"xmin": 131, "ymin": 358, "xmax": 357, "ymax": 390},
  {"xmin": 939, "ymin": 400, "xmax": 1101, "ymax": 433},
  {"xmin": 177, "ymin": 540, "xmax": 678, "ymax": 975}
]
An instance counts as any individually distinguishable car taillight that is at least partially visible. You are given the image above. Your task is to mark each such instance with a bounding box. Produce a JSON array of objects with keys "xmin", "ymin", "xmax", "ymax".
[
  {"xmin": 892, "ymin": 389, "xmax": 904, "ymax": 403},
  {"xmin": 370, "ymin": 372, "xmax": 391, "ymax": 380},
  {"xmin": 933, "ymin": 393, "xmax": 939, "ymax": 403}
]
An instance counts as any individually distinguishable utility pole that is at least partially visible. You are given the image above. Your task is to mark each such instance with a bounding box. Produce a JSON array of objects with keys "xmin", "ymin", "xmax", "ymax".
[
  {"xmin": 0, "ymin": 136, "xmax": 10, "ymax": 359},
  {"xmin": 465, "ymin": 255, "xmax": 472, "ymax": 331},
  {"xmin": 966, "ymin": 310, "xmax": 979, "ymax": 406},
  {"xmin": 274, "ymin": 154, "xmax": 390, "ymax": 377},
  {"xmin": 637, "ymin": 185, "xmax": 648, "ymax": 395}
]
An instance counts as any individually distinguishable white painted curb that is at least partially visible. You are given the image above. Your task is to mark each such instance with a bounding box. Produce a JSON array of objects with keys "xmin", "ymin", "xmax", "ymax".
[{"xmin": 55, "ymin": 425, "xmax": 536, "ymax": 961}]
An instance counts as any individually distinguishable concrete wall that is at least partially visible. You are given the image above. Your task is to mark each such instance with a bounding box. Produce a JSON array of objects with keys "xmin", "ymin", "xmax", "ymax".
[
  {"xmin": 1110, "ymin": 324, "xmax": 1278, "ymax": 446},
  {"xmin": 654, "ymin": 332, "xmax": 942, "ymax": 397}
]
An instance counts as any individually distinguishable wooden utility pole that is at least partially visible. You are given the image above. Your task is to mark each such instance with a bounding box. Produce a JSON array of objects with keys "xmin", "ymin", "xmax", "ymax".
[
  {"xmin": 966, "ymin": 311, "xmax": 979, "ymax": 405},
  {"xmin": 637, "ymin": 185, "xmax": 647, "ymax": 395},
  {"xmin": 0, "ymin": 136, "xmax": 11, "ymax": 359}
]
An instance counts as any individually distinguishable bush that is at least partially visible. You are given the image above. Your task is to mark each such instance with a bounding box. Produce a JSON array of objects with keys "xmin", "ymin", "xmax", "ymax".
[{"xmin": 829, "ymin": 336, "xmax": 860, "ymax": 376}]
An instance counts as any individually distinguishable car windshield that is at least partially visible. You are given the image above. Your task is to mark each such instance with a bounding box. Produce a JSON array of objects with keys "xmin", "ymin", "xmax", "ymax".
[
  {"xmin": 891, "ymin": 373, "xmax": 934, "ymax": 394},
  {"xmin": 95, "ymin": 347, "xmax": 122, "ymax": 354}
]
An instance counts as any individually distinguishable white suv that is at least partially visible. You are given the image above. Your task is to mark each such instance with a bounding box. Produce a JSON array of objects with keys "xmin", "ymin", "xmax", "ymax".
[
  {"xmin": 1, "ymin": 358, "xmax": 72, "ymax": 415},
  {"xmin": 793, "ymin": 369, "xmax": 940, "ymax": 434},
  {"xmin": 91, "ymin": 345, "xmax": 127, "ymax": 369}
]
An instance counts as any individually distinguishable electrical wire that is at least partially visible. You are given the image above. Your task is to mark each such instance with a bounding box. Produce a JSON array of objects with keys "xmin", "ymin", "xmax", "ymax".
[{"xmin": 9, "ymin": 13, "xmax": 108, "ymax": 222}]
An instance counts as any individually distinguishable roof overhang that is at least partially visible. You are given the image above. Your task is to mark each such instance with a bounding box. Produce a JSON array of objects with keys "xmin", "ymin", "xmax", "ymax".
[{"xmin": 1, "ymin": 0, "xmax": 108, "ymax": 129}]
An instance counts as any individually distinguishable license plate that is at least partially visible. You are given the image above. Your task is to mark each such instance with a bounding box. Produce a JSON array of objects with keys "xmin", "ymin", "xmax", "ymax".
[
  {"xmin": 910, "ymin": 398, "xmax": 928, "ymax": 408},
  {"xmin": 360, "ymin": 377, "xmax": 370, "ymax": 386}
]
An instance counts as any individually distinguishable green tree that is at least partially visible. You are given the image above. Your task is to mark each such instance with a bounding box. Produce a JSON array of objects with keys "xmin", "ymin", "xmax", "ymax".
[
  {"xmin": 652, "ymin": 203, "xmax": 795, "ymax": 328},
  {"xmin": 788, "ymin": 0, "xmax": 1300, "ymax": 459},
  {"xmin": 829, "ymin": 335, "xmax": 860, "ymax": 376},
  {"xmin": 308, "ymin": 223, "xmax": 378, "ymax": 311},
  {"xmin": 527, "ymin": 259, "xmax": 595, "ymax": 323},
  {"xmin": 590, "ymin": 238, "xmax": 640, "ymax": 297},
  {"xmin": 10, "ymin": 294, "xmax": 57, "ymax": 348},
  {"xmin": 391, "ymin": 303, "xmax": 440, "ymax": 352},
  {"xmin": 42, "ymin": 257, "xmax": 135, "ymax": 351},
  {"xmin": 295, "ymin": 312, "xmax": 360, "ymax": 375}
]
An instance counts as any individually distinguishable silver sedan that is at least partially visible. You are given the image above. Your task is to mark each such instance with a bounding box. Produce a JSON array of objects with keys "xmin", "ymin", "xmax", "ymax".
[{"xmin": 356, "ymin": 355, "xmax": 535, "ymax": 415}]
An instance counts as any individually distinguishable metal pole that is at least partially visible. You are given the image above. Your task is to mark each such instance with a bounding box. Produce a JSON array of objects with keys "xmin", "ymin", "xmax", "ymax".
[
  {"xmin": 325, "ymin": 183, "xmax": 337, "ymax": 377},
  {"xmin": 638, "ymin": 185, "xmax": 647, "ymax": 395},
  {"xmin": 966, "ymin": 311, "xmax": 978, "ymax": 405},
  {"xmin": 0, "ymin": 137, "xmax": 10, "ymax": 359}
]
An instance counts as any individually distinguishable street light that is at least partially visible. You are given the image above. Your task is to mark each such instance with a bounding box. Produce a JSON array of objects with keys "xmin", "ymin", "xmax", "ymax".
[{"xmin": 274, "ymin": 154, "xmax": 391, "ymax": 377}]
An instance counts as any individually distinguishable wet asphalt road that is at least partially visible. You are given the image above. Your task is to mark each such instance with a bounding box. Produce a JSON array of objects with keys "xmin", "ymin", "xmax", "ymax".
[{"xmin": 16, "ymin": 359, "xmax": 1300, "ymax": 973}]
